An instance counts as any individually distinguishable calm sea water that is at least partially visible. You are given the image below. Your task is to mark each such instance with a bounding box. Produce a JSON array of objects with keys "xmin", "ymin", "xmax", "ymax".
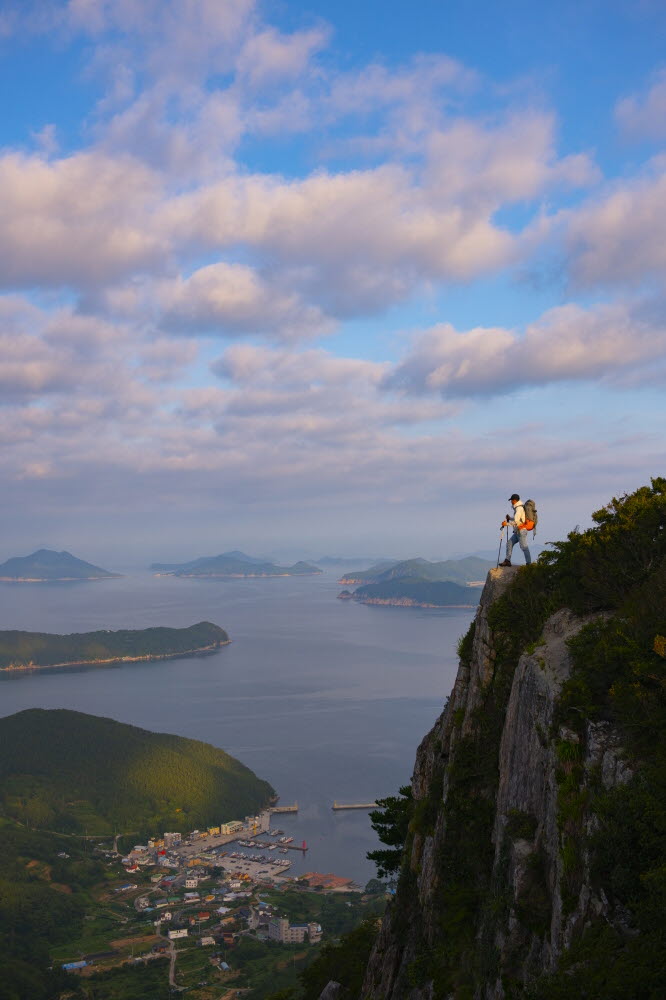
[{"xmin": 0, "ymin": 570, "xmax": 474, "ymax": 883}]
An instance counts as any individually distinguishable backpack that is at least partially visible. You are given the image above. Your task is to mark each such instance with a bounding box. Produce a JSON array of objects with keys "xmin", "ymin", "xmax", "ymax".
[{"xmin": 523, "ymin": 498, "xmax": 538, "ymax": 535}]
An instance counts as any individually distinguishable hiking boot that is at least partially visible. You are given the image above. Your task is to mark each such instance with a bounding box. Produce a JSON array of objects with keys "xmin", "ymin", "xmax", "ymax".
[{"xmin": 499, "ymin": 559, "xmax": 512, "ymax": 567}]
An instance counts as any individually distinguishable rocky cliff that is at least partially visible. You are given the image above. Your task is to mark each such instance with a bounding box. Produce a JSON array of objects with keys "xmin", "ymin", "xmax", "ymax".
[
  {"xmin": 361, "ymin": 553, "xmax": 657, "ymax": 998},
  {"xmin": 310, "ymin": 482, "xmax": 664, "ymax": 1000}
]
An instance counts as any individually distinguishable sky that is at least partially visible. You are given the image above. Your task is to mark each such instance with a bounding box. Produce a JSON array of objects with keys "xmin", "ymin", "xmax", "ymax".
[{"xmin": 1, "ymin": 0, "xmax": 665, "ymax": 565}]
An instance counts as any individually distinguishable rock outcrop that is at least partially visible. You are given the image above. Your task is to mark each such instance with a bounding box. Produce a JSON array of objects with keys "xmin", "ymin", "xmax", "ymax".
[{"xmin": 361, "ymin": 567, "xmax": 631, "ymax": 999}]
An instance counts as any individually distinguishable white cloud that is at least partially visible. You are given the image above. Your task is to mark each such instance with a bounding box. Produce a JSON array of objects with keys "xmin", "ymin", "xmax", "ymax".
[
  {"xmin": 616, "ymin": 69, "xmax": 666, "ymax": 141},
  {"xmin": 136, "ymin": 338, "xmax": 198, "ymax": 383},
  {"xmin": 166, "ymin": 164, "xmax": 515, "ymax": 312},
  {"xmin": 159, "ymin": 262, "xmax": 334, "ymax": 339},
  {"xmin": 387, "ymin": 300, "xmax": 666, "ymax": 398},
  {"xmin": 565, "ymin": 161, "xmax": 666, "ymax": 287},
  {"xmin": 424, "ymin": 112, "xmax": 598, "ymax": 211},
  {"xmin": 236, "ymin": 26, "xmax": 329, "ymax": 88},
  {"xmin": 67, "ymin": 0, "xmax": 255, "ymax": 80},
  {"xmin": 0, "ymin": 151, "xmax": 166, "ymax": 289},
  {"xmin": 96, "ymin": 84, "xmax": 244, "ymax": 176},
  {"xmin": 213, "ymin": 343, "xmax": 387, "ymax": 388}
]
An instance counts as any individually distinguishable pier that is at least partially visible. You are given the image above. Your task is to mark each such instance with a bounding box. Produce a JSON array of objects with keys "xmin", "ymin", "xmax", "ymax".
[
  {"xmin": 248, "ymin": 839, "xmax": 308, "ymax": 851},
  {"xmin": 331, "ymin": 801, "xmax": 378, "ymax": 810},
  {"xmin": 269, "ymin": 802, "xmax": 298, "ymax": 814}
]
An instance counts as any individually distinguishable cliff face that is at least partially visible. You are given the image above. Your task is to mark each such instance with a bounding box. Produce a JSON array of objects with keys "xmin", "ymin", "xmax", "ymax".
[{"xmin": 362, "ymin": 568, "xmax": 631, "ymax": 999}]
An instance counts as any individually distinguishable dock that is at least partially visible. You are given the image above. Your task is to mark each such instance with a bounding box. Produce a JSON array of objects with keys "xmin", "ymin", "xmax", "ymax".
[
  {"xmin": 249, "ymin": 839, "xmax": 308, "ymax": 851},
  {"xmin": 269, "ymin": 802, "xmax": 298, "ymax": 814},
  {"xmin": 331, "ymin": 801, "xmax": 378, "ymax": 811}
]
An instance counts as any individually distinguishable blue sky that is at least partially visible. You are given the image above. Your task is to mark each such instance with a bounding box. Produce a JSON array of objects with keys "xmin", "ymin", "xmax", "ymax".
[{"xmin": 0, "ymin": 0, "xmax": 664, "ymax": 564}]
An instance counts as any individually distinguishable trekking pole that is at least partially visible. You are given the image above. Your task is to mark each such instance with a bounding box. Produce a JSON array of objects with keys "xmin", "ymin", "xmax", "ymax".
[{"xmin": 496, "ymin": 524, "xmax": 505, "ymax": 569}]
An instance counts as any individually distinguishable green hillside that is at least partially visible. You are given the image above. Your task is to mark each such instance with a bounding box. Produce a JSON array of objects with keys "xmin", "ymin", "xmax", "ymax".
[
  {"xmin": 0, "ymin": 548, "xmax": 118, "ymax": 581},
  {"xmin": 352, "ymin": 579, "xmax": 480, "ymax": 607},
  {"xmin": 0, "ymin": 709, "xmax": 274, "ymax": 835},
  {"xmin": 151, "ymin": 551, "xmax": 321, "ymax": 577},
  {"xmin": 0, "ymin": 821, "xmax": 103, "ymax": 1000},
  {"xmin": 0, "ymin": 621, "xmax": 229, "ymax": 670}
]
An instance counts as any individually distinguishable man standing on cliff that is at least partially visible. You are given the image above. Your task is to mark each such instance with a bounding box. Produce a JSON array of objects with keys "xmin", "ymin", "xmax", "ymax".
[{"xmin": 499, "ymin": 494, "xmax": 532, "ymax": 566}]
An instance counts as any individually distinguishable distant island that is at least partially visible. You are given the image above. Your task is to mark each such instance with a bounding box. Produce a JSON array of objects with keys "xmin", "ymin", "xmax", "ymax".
[
  {"xmin": 337, "ymin": 556, "xmax": 491, "ymax": 607},
  {"xmin": 316, "ymin": 555, "xmax": 391, "ymax": 567},
  {"xmin": 338, "ymin": 555, "xmax": 492, "ymax": 586},
  {"xmin": 339, "ymin": 579, "xmax": 481, "ymax": 608},
  {"xmin": 0, "ymin": 621, "xmax": 229, "ymax": 672},
  {"xmin": 0, "ymin": 548, "xmax": 120, "ymax": 582},
  {"xmin": 151, "ymin": 549, "xmax": 322, "ymax": 578},
  {"xmin": 0, "ymin": 708, "xmax": 274, "ymax": 835}
]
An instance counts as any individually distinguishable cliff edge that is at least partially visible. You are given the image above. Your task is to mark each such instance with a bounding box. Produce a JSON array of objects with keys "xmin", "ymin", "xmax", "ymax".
[
  {"xmin": 361, "ymin": 569, "xmax": 630, "ymax": 999},
  {"xmin": 356, "ymin": 479, "xmax": 665, "ymax": 999}
]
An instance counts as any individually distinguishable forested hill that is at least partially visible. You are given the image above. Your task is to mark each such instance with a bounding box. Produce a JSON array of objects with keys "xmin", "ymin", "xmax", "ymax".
[
  {"xmin": 0, "ymin": 621, "xmax": 229, "ymax": 670},
  {"xmin": 0, "ymin": 709, "xmax": 274, "ymax": 835},
  {"xmin": 0, "ymin": 548, "xmax": 118, "ymax": 581}
]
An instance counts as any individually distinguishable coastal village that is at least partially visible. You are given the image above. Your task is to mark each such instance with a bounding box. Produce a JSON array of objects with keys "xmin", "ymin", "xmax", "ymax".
[{"xmin": 60, "ymin": 807, "xmax": 375, "ymax": 993}]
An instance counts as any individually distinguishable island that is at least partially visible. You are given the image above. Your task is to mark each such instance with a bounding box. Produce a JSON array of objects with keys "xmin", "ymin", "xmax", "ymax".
[
  {"xmin": 0, "ymin": 708, "xmax": 274, "ymax": 835},
  {"xmin": 338, "ymin": 555, "xmax": 492, "ymax": 586},
  {"xmin": 315, "ymin": 555, "xmax": 389, "ymax": 568},
  {"xmin": 337, "ymin": 556, "xmax": 491, "ymax": 607},
  {"xmin": 0, "ymin": 621, "xmax": 229, "ymax": 672},
  {"xmin": 0, "ymin": 548, "xmax": 120, "ymax": 582},
  {"xmin": 339, "ymin": 579, "xmax": 481, "ymax": 608},
  {"xmin": 151, "ymin": 550, "xmax": 322, "ymax": 578}
]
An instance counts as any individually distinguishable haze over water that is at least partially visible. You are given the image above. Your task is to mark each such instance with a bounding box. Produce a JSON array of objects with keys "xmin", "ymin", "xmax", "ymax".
[{"xmin": 0, "ymin": 570, "xmax": 474, "ymax": 883}]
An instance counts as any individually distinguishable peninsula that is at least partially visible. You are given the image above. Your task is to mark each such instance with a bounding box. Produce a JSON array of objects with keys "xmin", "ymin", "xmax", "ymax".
[
  {"xmin": 151, "ymin": 550, "xmax": 321, "ymax": 578},
  {"xmin": 0, "ymin": 621, "xmax": 229, "ymax": 672},
  {"xmin": 0, "ymin": 548, "xmax": 120, "ymax": 582}
]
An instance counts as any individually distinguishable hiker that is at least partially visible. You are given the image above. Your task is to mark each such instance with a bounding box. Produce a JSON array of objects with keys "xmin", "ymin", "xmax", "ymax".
[{"xmin": 499, "ymin": 493, "xmax": 532, "ymax": 566}]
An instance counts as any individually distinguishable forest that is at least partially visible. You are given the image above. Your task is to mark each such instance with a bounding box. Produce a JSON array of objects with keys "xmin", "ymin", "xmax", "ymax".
[
  {"xmin": 0, "ymin": 621, "xmax": 229, "ymax": 670},
  {"xmin": 0, "ymin": 708, "xmax": 274, "ymax": 835}
]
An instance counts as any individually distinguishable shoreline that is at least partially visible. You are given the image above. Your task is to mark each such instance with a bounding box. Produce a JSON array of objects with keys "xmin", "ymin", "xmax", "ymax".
[
  {"xmin": 0, "ymin": 640, "xmax": 231, "ymax": 674},
  {"xmin": 353, "ymin": 598, "xmax": 476, "ymax": 609},
  {"xmin": 154, "ymin": 571, "xmax": 322, "ymax": 579}
]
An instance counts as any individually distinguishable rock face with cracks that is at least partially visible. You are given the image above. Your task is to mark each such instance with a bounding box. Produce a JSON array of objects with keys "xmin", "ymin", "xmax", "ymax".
[{"xmin": 358, "ymin": 568, "xmax": 631, "ymax": 1000}]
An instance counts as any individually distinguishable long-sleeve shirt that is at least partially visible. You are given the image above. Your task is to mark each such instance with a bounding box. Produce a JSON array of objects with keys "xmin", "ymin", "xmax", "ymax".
[{"xmin": 510, "ymin": 503, "xmax": 526, "ymax": 529}]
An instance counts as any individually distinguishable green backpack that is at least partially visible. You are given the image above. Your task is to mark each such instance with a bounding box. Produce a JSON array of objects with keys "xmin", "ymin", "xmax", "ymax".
[{"xmin": 523, "ymin": 499, "xmax": 538, "ymax": 535}]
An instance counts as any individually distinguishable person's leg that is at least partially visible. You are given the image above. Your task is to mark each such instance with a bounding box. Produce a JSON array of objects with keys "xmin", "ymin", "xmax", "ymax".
[
  {"xmin": 518, "ymin": 529, "xmax": 532, "ymax": 565},
  {"xmin": 506, "ymin": 530, "xmax": 518, "ymax": 561}
]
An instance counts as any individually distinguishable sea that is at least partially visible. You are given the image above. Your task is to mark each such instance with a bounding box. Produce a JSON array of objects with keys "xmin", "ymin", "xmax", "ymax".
[{"xmin": 0, "ymin": 569, "xmax": 475, "ymax": 884}]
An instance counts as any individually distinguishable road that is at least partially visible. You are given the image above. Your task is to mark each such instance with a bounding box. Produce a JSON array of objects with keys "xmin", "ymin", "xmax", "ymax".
[{"xmin": 168, "ymin": 938, "xmax": 178, "ymax": 988}]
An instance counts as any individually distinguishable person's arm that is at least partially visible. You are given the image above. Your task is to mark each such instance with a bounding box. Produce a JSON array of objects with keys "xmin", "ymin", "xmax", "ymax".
[{"xmin": 514, "ymin": 504, "xmax": 526, "ymax": 528}]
